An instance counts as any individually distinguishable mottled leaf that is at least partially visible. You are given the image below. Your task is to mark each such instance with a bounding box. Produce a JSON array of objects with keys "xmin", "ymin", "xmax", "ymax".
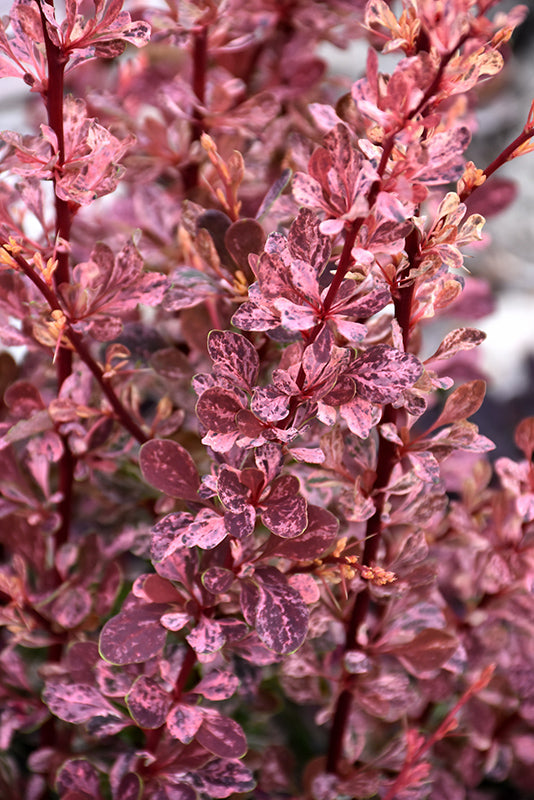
[
  {"xmin": 261, "ymin": 475, "xmax": 307, "ymax": 538},
  {"xmin": 180, "ymin": 508, "xmax": 227, "ymax": 550},
  {"xmin": 427, "ymin": 328, "xmax": 486, "ymax": 362},
  {"xmin": 196, "ymin": 387, "xmax": 243, "ymax": 433},
  {"xmin": 126, "ymin": 676, "xmax": 171, "ymax": 729},
  {"xmin": 55, "ymin": 759, "xmax": 100, "ymax": 797},
  {"xmin": 269, "ymin": 505, "xmax": 338, "ymax": 559},
  {"xmin": 166, "ymin": 702, "xmax": 204, "ymax": 743},
  {"xmin": 352, "ymin": 345, "xmax": 423, "ymax": 403},
  {"xmin": 43, "ymin": 683, "xmax": 125, "ymax": 727},
  {"xmin": 186, "ymin": 616, "xmax": 225, "ymax": 656},
  {"xmin": 196, "ymin": 758, "xmax": 256, "ymax": 798},
  {"xmin": 208, "ymin": 330, "xmax": 259, "ymax": 391},
  {"xmin": 193, "ymin": 671, "xmax": 240, "ymax": 701},
  {"xmin": 140, "ymin": 439, "xmax": 200, "ymax": 501},
  {"xmin": 241, "ymin": 567, "xmax": 308, "ymax": 654},
  {"xmin": 99, "ymin": 604, "xmax": 167, "ymax": 665},
  {"xmin": 196, "ymin": 712, "xmax": 247, "ymax": 759}
]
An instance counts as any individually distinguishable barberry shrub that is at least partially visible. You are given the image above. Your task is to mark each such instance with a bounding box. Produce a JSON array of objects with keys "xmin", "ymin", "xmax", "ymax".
[{"xmin": 1, "ymin": 1, "xmax": 534, "ymax": 798}]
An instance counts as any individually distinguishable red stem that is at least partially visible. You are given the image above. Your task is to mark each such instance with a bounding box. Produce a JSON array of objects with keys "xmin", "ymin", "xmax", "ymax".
[
  {"xmin": 182, "ymin": 26, "xmax": 208, "ymax": 191},
  {"xmin": 38, "ymin": 0, "xmax": 76, "ymax": 547}
]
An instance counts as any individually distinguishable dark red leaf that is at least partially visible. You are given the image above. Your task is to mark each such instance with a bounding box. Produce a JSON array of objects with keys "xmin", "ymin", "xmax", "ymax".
[
  {"xmin": 196, "ymin": 388, "xmax": 243, "ymax": 433},
  {"xmin": 196, "ymin": 712, "xmax": 247, "ymax": 759},
  {"xmin": 140, "ymin": 439, "xmax": 200, "ymax": 501},
  {"xmin": 208, "ymin": 330, "xmax": 259, "ymax": 391},
  {"xmin": 269, "ymin": 505, "xmax": 338, "ymax": 558},
  {"xmin": 56, "ymin": 759, "xmax": 100, "ymax": 797},
  {"xmin": 388, "ymin": 629, "xmax": 458, "ymax": 676},
  {"xmin": 241, "ymin": 567, "xmax": 308, "ymax": 654},
  {"xmin": 99, "ymin": 604, "xmax": 167, "ymax": 665},
  {"xmin": 196, "ymin": 758, "xmax": 256, "ymax": 798},
  {"xmin": 261, "ymin": 475, "xmax": 308, "ymax": 538}
]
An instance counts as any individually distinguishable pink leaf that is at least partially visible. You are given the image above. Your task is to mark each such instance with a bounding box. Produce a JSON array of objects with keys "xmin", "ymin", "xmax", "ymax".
[
  {"xmin": 56, "ymin": 759, "xmax": 101, "ymax": 797},
  {"xmin": 166, "ymin": 702, "xmax": 204, "ymax": 743},
  {"xmin": 42, "ymin": 682, "xmax": 126, "ymax": 727},
  {"xmin": 352, "ymin": 345, "xmax": 423, "ymax": 403},
  {"xmin": 427, "ymin": 328, "xmax": 486, "ymax": 361},
  {"xmin": 193, "ymin": 670, "xmax": 240, "ymax": 701},
  {"xmin": 186, "ymin": 616, "xmax": 225, "ymax": 657},
  {"xmin": 140, "ymin": 439, "xmax": 200, "ymax": 501},
  {"xmin": 180, "ymin": 509, "xmax": 227, "ymax": 550}
]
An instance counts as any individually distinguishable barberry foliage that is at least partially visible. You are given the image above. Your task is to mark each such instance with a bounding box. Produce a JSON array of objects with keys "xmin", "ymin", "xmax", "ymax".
[{"xmin": 1, "ymin": 1, "xmax": 534, "ymax": 798}]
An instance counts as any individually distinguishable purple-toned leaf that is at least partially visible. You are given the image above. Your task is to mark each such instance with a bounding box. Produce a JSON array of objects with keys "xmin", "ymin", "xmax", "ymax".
[
  {"xmin": 186, "ymin": 616, "xmax": 225, "ymax": 656},
  {"xmin": 196, "ymin": 758, "xmax": 256, "ymax": 799},
  {"xmin": 427, "ymin": 328, "xmax": 486, "ymax": 362},
  {"xmin": 126, "ymin": 676, "xmax": 171, "ymax": 729},
  {"xmin": 163, "ymin": 268, "xmax": 217, "ymax": 311},
  {"xmin": 202, "ymin": 567, "xmax": 235, "ymax": 594},
  {"xmin": 269, "ymin": 505, "xmax": 338, "ymax": 559},
  {"xmin": 166, "ymin": 702, "xmax": 204, "ymax": 743},
  {"xmin": 95, "ymin": 662, "xmax": 135, "ymax": 698},
  {"xmin": 208, "ymin": 330, "xmax": 259, "ymax": 391},
  {"xmin": 224, "ymin": 506, "xmax": 256, "ymax": 539},
  {"xmin": 51, "ymin": 586, "xmax": 92, "ymax": 629},
  {"xmin": 241, "ymin": 567, "xmax": 308, "ymax": 654},
  {"xmin": 217, "ymin": 465, "xmax": 250, "ymax": 512},
  {"xmin": 43, "ymin": 683, "xmax": 125, "ymax": 726},
  {"xmin": 193, "ymin": 670, "xmax": 240, "ymax": 701},
  {"xmin": 388, "ymin": 629, "xmax": 458, "ymax": 676},
  {"xmin": 99, "ymin": 604, "xmax": 167, "ymax": 665},
  {"xmin": 224, "ymin": 218, "xmax": 265, "ymax": 270},
  {"xmin": 352, "ymin": 345, "xmax": 423, "ymax": 403},
  {"xmin": 114, "ymin": 773, "xmax": 143, "ymax": 800},
  {"xmin": 261, "ymin": 475, "xmax": 307, "ymax": 538},
  {"xmin": 140, "ymin": 439, "xmax": 200, "ymax": 501},
  {"xmin": 196, "ymin": 388, "xmax": 243, "ymax": 433},
  {"xmin": 135, "ymin": 574, "xmax": 183, "ymax": 604},
  {"xmin": 179, "ymin": 508, "xmax": 227, "ymax": 550},
  {"xmin": 56, "ymin": 759, "xmax": 101, "ymax": 797},
  {"xmin": 196, "ymin": 712, "xmax": 247, "ymax": 759},
  {"xmin": 431, "ymin": 380, "xmax": 486, "ymax": 429}
]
